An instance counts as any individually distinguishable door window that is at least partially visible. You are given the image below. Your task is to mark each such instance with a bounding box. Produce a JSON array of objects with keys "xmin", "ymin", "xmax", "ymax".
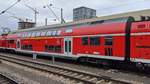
[
  {"xmin": 64, "ymin": 38, "xmax": 72, "ymax": 55},
  {"xmin": 69, "ymin": 41, "xmax": 71, "ymax": 52},
  {"xmin": 65, "ymin": 41, "xmax": 68, "ymax": 52},
  {"xmin": 105, "ymin": 36, "xmax": 113, "ymax": 45},
  {"xmin": 105, "ymin": 48, "xmax": 113, "ymax": 56}
]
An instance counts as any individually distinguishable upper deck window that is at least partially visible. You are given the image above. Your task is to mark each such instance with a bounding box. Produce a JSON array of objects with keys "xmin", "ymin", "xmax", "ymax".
[
  {"xmin": 27, "ymin": 32, "xmax": 32, "ymax": 37},
  {"xmin": 31, "ymin": 32, "xmax": 36, "ymax": 37},
  {"xmin": 41, "ymin": 31, "xmax": 46, "ymax": 36},
  {"xmin": 56, "ymin": 30, "xmax": 61, "ymax": 36},
  {"xmin": 66, "ymin": 29, "xmax": 72, "ymax": 33},
  {"xmin": 46, "ymin": 31, "xmax": 52, "ymax": 36},
  {"xmin": 52, "ymin": 31, "xmax": 57, "ymax": 36},
  {"xmin": 24, "ymin": 33, "xmax": 28, "ymax": 38},
  {"xmin": 36, "ymin": 32, "xmax": 41, "ymax": 37},
  {"xmin": 22, "ymin": 34, "xmax": 25, "ymax": 38}
]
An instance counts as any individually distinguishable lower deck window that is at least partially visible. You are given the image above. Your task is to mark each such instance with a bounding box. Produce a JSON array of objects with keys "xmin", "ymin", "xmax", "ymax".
[
  {"xmin": 21, "ymin": 44, "xmax": 32, "ymax": 50},
  {"xmin": 9, "ymin": 40, "xmax": 15, "ymax": 44},
  {"xmin": 45, "ymin": 45, "xmax": 61, "ymax": 53},
  {"xmin": 55, "ymin": 46, "xmax": 61, "ymax": 52},
  {"xmin": 82, "ymin": 37, "xmax": 88, "ymax": 45}
]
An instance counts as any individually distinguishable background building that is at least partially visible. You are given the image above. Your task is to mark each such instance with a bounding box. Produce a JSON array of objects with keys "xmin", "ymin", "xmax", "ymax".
[
  {"xmin": 18, "ymin": 21, "xmax": 35, "ymax": 30},
  {"xmin": 71, "ymin": 9, "xmax": 150, "ymax": 25},
  {"xmin": 73, "ymin": 6, "xmax": 96, "ymax": 21}
]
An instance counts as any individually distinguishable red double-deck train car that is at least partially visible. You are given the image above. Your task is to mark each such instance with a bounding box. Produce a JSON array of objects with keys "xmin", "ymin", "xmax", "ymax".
[{"xmin": 0, "ymin": 17, "xmax": 150, "ymax": 70}]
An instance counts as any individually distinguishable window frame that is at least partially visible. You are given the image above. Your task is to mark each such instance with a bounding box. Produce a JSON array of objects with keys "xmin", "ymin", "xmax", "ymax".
[
  {"xmin": 9, "ymin": 40, "xmax": 15, "ymax": 44},
  {"xmin": 56, "ymin": 30, "xmax": 61, "ymax": 36},
  {"xmin": 90, "ymin": 36, "xmax": 100, "ymax": 46},
  {"xmin": 27, "ymin": 32, "xmax": 32, "ymax": 37},
  {"xmin": 41, "ymin": 31, "xmax": 46, "ymax": 36},
  {"xmin": 36, "ymin": 31, "xmax": 41, "ymax": 37},
  {"xmin": 46, "ymin": 31, "xmax": 52, "ymax": 36},
  {"xmin": 82, "ymin": 37, "xmax": 89, "ymax": 45},
  {"xmin": 52, "ymin": 31, "xmax": 57, "ymax": 36}
]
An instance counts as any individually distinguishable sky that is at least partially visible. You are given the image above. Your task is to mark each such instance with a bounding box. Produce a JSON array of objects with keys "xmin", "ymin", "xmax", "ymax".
[{"xmin": 0, "ymin": 0, "xmax": 150, "ymax": 33}]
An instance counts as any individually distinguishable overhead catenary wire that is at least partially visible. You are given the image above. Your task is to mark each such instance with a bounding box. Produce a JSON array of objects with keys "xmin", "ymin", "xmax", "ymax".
[
  {"xmin": 0, "ymin": 0, "xmax": 21, "ymax": 15},
  {"xmin": 46, "ymin": 5, "xmax": 61, "ymax": 22},
  {"xmin": 5, "ymin": 11, "xmax": 31, "ymax": 22}
]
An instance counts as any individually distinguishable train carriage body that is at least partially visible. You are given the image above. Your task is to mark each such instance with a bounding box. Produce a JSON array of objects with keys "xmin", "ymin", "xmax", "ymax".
[
  {"xmin": 130, "ymin": 21, "xmax": 150, "ymax": 65},
  {"xmin": 0, "ymin": 16, "xmax": 150, "ymax": 69}
]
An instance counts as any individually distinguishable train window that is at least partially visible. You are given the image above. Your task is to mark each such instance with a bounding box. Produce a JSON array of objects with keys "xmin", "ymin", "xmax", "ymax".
[
  {"xmin": 66, "ymin": 29, "xmax": 72, "ymax": 33},
  {"xmin": 41, "ymin": 32, "xmax": 46, "ymax": 36},
  {"xmin": 65, "ymin": 41, "xmax": 67, "ymax": 52},
  {"xmin": 30, "ymin": 32, "xmax": 32, "ymax": 37},
  {"xmin": 24, "ymin": 33, "xmax": 27, "ymax": 37},
  {"xmin": 28, "ymin": 45, "xmax": 32, "ymax": 50},
  {"xmin": 36, "ymin": 32, "xmax": 41, "ymax": 37},
  {"xmin": 105, "ymin": 36, "xmax": 113, "ymax": 45},
  {"xmin": 45, "ymin": 45, "xmax": 48, "ymax": 51},
  {"xmin": 21, "ymin": 45, "xmax": 24, "ymax": 49},
  {"xmin": 31, "ymin": 32, "xmax": 35, "ymax": 37},
  {"xmin": 49, "ymin": 45, "xmax": 54, "ymax": 51},
  {"xmin": 45, "ymin": 45, "xmax": 61, "ymax": 53},
  {"xmin": 9, "ymin": 40, "xmax": 14, "ymax": 44},
  {"xmin": 21, "ymin": 44, "xmax": 32, "ymax": 50},
  {"xmin": 22, "ymin": 34, "xmax": 24, "ymax": 38},
  {"xmin": 90, "ymin": 36, "xmax": 100, "ymax": 45},
  {"xmin": 52, "ymin": 31, "xmax": 57, "ymax": 36},
  {"xmin": 55, "ymin": 46, "xmax": 61, "ymax": 52},
  {"xmin": 27, "ymin": 32, "xmax": 31, "ymax": 37},
  {"xmin": 46, "ymin": 31, "xmax": 52, "ymax": 36},
  {"xmin": 82, "ymin": 37, "xmax": 88, "ymax": 45},
  {"xmin": 56, "ymin": 30, "xmax": 61, "ymax": 36}
]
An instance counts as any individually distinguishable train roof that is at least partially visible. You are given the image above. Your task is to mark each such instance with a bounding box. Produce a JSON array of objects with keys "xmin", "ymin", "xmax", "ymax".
[{"xmin": 16, "ymin": 16, "xmax": 133, "ymax": 33}]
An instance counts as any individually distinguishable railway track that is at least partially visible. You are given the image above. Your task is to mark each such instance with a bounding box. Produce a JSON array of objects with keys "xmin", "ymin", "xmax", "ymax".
[
  {"xmin": 0, "ymin": 73, "xmax": 18, "ymax": 84},
  {"xmin": 0, "ymin": 54, "xmax": 131, "ymax": 84}
]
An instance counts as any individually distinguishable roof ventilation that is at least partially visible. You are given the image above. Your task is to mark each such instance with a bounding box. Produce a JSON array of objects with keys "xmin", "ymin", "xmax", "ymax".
[
  {"xmin": 140, "ymin": 16, "xmax": 150, "ymax": 21},
  {"xmin": 141, "ymin": 16, "xmax": 146, "ymax": 21}
]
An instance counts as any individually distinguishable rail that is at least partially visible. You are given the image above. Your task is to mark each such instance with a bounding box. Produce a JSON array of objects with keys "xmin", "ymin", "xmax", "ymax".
[
  {"xmin": 0, "ymin": 54, "xmax": 132, "ymax": 84},
  {"xmin": 0, "ymin": 73, "xmax": 19, "ymax": 84}
]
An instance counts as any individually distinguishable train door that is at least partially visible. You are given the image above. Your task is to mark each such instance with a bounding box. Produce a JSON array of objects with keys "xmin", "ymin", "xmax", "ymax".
[
  {"xmin": 64, "ymin": 37, "xmax": 72, "ymax": 56},
  {"xmin": 104, "ymin": 36, "xmax": 113, "ymax": 56},
  {"xmin": 16, "ymin": 39, "xmax": 21, "ymax": 49}
]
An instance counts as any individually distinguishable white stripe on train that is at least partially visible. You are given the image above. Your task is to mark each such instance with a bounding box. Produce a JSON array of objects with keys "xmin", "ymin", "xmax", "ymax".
[
  {"xmin": 131, "ymin": 32, "xmax": 150, "ymax": 36},
  {"xmin": 1, "ymin": 47, "xmax": 149, "ymax": 64}
]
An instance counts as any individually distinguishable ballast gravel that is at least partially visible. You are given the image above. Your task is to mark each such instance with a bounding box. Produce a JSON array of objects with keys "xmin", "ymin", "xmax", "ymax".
[{"xmin": 0, "ymin": 60, "xmax": 78, "ymax": 84}]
